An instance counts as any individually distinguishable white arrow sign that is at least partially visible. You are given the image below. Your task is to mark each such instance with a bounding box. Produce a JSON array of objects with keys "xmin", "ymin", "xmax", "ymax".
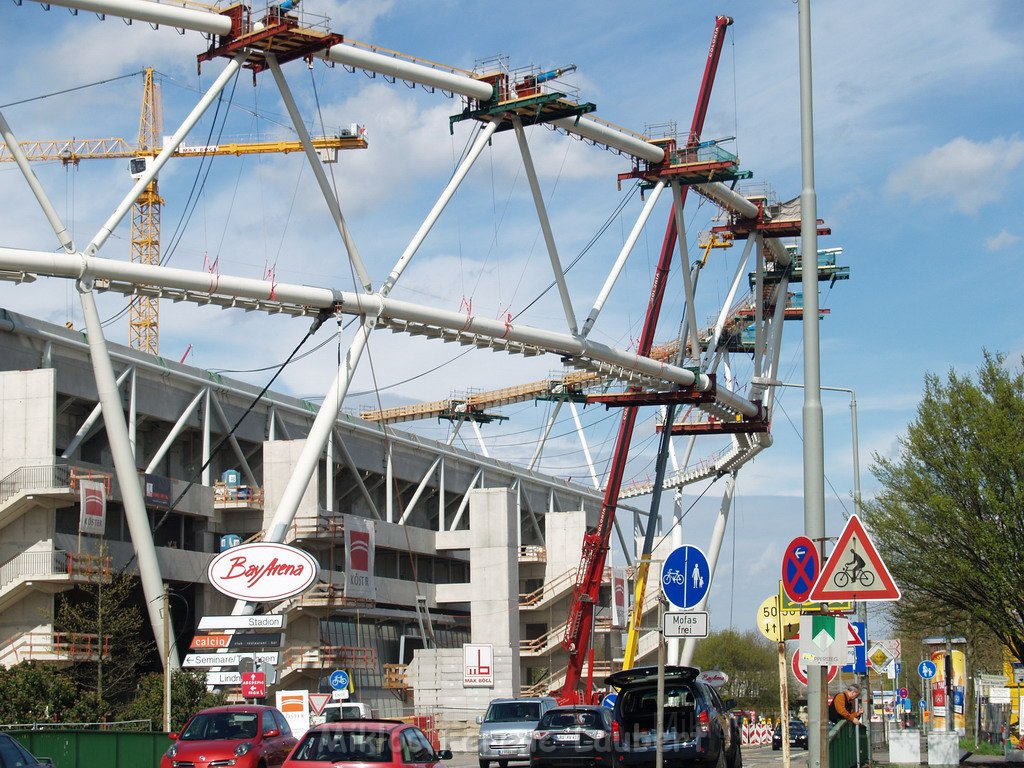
[{"xmin": 184, "ymin": 652, "xmax": 280, "ymax": 668}]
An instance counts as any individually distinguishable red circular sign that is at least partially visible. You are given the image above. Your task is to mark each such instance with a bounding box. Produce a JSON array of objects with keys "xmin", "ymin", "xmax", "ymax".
[
  {"xmin": 782, "ymin": 535, "xmax": 820, "ymax": 604},
  {"xmin": 792, "ymin": 651, "xmax": 838, "ymax": 686}
]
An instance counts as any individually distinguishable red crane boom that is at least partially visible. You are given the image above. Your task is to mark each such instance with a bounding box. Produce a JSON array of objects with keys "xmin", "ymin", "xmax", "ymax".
[{"xmin": 556, "ymin": 15, "xmax": 735, "ymax": 705}]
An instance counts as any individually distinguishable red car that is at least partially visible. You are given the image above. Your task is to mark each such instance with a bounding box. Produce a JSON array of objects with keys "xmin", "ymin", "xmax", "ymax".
[
  {"xmin": 161, "ymin": 704, "xmax": 298, "ymax": 768},
  {"xmin": 283, "ymin": 719, "xmax": 452, "ymax": 768}
]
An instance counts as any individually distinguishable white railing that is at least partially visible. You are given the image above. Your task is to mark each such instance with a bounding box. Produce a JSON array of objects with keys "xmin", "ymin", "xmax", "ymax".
[{"xmin": 0, "ymin": 550, "xmax": 69, "ymax": 592}]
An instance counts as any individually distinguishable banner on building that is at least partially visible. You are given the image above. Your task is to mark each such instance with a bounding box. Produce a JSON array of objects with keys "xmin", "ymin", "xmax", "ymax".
[
  {"xmin": 611, "ymin": 568, "xmax": 628, "ymax": 629},
  {"xmin": 79, "ymin": 479, "xmax": 106, "ymax": 535},
  {"xmin": 344, "ymin": 515, "xmax": 376, "ymax": 600},
  {"xmin": 144, "ymin": 473, "xmax": 172, "ymax": 508},
  {"xmin": 464, "ymin": 643, "xmax": 494, "ymax": 687}
]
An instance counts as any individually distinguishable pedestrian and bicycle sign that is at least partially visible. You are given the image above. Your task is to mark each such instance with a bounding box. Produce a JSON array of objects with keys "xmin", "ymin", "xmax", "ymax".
[
  {"xmin": 661, "ymin": 546, "xmax": 710, "ymax": 609},
  {"xmin": 782, "ymin": 536, "xmax": 819, "ymax": 603},
  {"xmin": 808, "ymin": 515, "xmax": 901, "ymax": 602}
]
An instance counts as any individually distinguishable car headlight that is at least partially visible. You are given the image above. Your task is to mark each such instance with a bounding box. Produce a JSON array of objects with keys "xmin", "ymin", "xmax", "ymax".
[
  {"xmin": 235, "ymin": 742, "xmax": 253, "ymax": 756},
  {"xmin": 165, "ymin": 744, "xmax": 178, "ymax": 758}
]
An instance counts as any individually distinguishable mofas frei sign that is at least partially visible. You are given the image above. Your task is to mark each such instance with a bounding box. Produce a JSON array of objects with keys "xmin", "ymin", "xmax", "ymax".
[{"xmin": 207, "ymin": 543, "xmax": 319, "ymax": 602}]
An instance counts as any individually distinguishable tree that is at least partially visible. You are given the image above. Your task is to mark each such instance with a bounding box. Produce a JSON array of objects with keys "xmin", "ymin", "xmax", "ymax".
[
  {"xmin": 691, "ymin": 629, "xmax": 780, "ymax": 714},
  {"xmin": 0, "ymin": 662, "xmax": 102, "ymax": 725},
  {"xmin": 56, "ymin": 567, "xmax": 152, "ymax": 714},
  {"xmin": 121, "ymin": 670, "xmax": 226, "ymax": 732},
  {"xmin": 864, "ymin": 353, "xmax": 1024, "ymax": 663}
]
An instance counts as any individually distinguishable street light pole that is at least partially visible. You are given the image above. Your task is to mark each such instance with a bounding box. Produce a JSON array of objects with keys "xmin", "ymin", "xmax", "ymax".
[{"xmin": 753, "ymin": 378, "xmax": 870, "ymax": 757}]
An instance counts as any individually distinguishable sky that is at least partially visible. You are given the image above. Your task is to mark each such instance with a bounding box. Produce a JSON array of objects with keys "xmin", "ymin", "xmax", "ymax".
[{"xmin": 1, "ymin": 0, "xmax": 1022, "ymax": 647}]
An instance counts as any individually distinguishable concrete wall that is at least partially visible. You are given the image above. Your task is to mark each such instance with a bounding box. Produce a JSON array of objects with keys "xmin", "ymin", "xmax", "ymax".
[
  {"xmin": 0, "ymin": 369, "xmax": 55, "ymax": 480},
  {"xmin": 468, "ymin": 488, "xmax": 520, "ymax": 690},
  {"xmin": 263, "ymin": 440, "xmax": 319, "ymax": 528}
]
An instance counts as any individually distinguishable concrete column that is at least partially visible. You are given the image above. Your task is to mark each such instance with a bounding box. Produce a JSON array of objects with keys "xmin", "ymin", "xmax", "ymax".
[{"xmin": 468, "ymin": 487, "xmax": 520, "ymax": 693}]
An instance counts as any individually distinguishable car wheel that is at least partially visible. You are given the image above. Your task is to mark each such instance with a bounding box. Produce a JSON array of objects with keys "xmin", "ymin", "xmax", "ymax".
[
  {"xmin": 772, "ymin": 744, "xmax": 780, "ymax": 751},
  {"xmin": 498, "ymin": 761, "xmax": 508, "ymax": 768},
  {"xmin": 479, "ymin": 761, "xmax": 489, "ymax": 768}
]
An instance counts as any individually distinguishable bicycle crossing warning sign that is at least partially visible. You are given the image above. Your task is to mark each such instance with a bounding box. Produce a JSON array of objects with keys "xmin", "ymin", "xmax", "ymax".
[{"xmin": 808, "ymin": 515, "xmax": 901, "ymax": 602}]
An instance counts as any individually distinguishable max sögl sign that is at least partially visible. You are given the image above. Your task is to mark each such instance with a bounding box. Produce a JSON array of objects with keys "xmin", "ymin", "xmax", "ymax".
[{"xmin": 208, "ymin": 542, "xmax": 319, "ymax": 601}]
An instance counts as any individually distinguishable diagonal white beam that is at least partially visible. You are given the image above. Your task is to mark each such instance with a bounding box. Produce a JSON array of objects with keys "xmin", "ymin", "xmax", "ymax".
[
  {"xmin": 145, "ymin": 388, "xmax": 205, "ymax": 474},
  {"xmin": 85, "ymin": 53, "xmax": 247, "ymax": 257},
  {"xmin": 512, "ymin": 116, "xmax": 577, "ymax": 335},
  {"xmin": 704, "ymin": 236, "xmax": 756, "ymax": 371},
  {"xmin": 581, "ymin": 180, "xmax": 665, "ymax": 338},
  {"xmin": 27, "ymin": 0, "xmax": 232, "ymax": 35},
  {"xmin": 672, "ymin": 181, "xmax": 702, "ymax": 364},
  {"xmin": 267, "ymin": 56, "xmax": 372, "ymax": 293},
  {"xmin": 61, "ymin": 366, "xmax": 133, "ymax": 459}
]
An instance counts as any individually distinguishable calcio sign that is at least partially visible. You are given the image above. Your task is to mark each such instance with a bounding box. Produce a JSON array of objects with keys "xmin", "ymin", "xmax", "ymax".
[{"xmin": 208, "ymin": 542, "xmax": 320, "ymax": 601}]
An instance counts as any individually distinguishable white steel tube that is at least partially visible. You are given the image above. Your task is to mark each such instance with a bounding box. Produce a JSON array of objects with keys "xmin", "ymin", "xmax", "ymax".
[
  {"xmin": 379, "ymin": 120, "xmax": 498, "ymax": 297},
  {"xmin": 0, "ymin": 111, "xmax": 74, "ymax": 252},
  {"xmin": 528, "ymin": 400, "xmax": 563, "ymax": 471},
  {"xmin": 209, "ymin": 391, "xmax": 257, "ymax": 485},
  {"xmin": 471, "ymin": 420, "xmax": 490, "ymax": 458},
  {"xmin": 672, "ymin": 182, "xmax": 702, "ymax": 364},
  {"xmin": 61, "ymin": 366, "xmax": 132, "ymax": 458},
  {"xmin": 268, "ymin": 57, "xmax": 372, "ymax": 293},
  {"xmin": 569, "ymin": 402, "xmax": 600, "ymax": 490},
  {"xmin": 0, "ymin": 247, "xmax": 759, "ymax": 415},
  {"xmin": 332, "ymin": 427, "xmax": 381, "ymax": 520},
  {"xmin": 323, "ymin": 44, "xmax": 493, "ymax": 101},
  {"xmin": 552, "ymin": 116, "xmax": 664, "ymax": 164},
  {"xmin": 696, "ymin": 181, "xmax": 759, "ymax": 219},
  {"xmin": 79, "ymin": 284, "xmax": 180, "ymax": 669},
  {"xmin": 704, "ymin": 236, "xmax": 756, "ymax": 369},
  {"xmin": 28, "ymin": 0, "xmax": 232, "ymax": 35},
  {"xmin": 146, "ymin": 389, "xmax": 205, "ymax": 473},
  {"xmin": 86, "ymin": 54, "xmax": 246, "ymax": 256},
  {"xmin": 263, "ymin": 319, "xmax": 373, "ymax": 544},
  {"xmin": 581, "ymin": 180, "xmax": 664, "ymax": 338},
  {"xmin": 513, "ymin": 117, "xmax": 577, "ymax": 335}
]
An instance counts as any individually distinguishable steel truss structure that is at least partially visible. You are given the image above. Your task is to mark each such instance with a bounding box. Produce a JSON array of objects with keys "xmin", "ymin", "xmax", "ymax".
[{"xmin": 0, "ymin": 0, "xmax": 839, "ymax": 677}]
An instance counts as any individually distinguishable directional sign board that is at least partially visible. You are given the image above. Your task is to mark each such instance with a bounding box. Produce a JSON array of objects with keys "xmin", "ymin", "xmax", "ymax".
[
  {"xmin": 918, "ymin": 660, "xmax": 937, "ymax": 679},
  {"xmin": 779, "ymin": 582, "xmax": 854, "ymax": 614},
  {"xmin": 184, "ymin": 652, "xmax": 279, "ymax": 668},
  {"xmin": 198, "ymin": 614, "xmax": 286, "ymax": 631},
  {"xmin": 808, "ymin": 515, "xmax": 900, "ymax": 602},
  {"xmin": 782, "ymin": 536, "xmax": 820, "ymax": 603},
  {"xmin": 661, "ymin": 546, "xmax": 710, "ymax": 609},
  {"xmin": 664, "ymin": 611, "xmax": 709, "ymax": 638},
  {"xmin": 241, "ymin": 671, "xmax": 267, "ymax": 699},
  {"xmin": 329, "ymin": 669, "xmax": 350, "ymax": 691}
]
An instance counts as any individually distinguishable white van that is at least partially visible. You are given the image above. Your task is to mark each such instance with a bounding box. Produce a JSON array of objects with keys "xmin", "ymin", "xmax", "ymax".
[{"xmin": 323, "ymin": 702, "xmax": 373, "ymax": 721}]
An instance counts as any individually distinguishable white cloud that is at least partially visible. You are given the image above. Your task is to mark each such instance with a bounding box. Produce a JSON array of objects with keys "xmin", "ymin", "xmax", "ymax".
[
  {"xmin": 885, "ymin": 136, "xmax": 1024, "ymax": 215},
  {"xmin": 987, "ymin": 229, "xmax": 1020, "ymax": 251}
]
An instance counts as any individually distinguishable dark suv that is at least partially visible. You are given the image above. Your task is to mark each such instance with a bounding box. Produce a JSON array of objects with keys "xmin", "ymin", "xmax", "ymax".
[{"xmin": 604, "ymin": 666, "xmax": 741, "ymax": 768}]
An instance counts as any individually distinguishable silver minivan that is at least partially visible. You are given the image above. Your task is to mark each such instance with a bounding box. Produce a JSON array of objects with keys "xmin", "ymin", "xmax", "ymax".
[{"xmin": 477, "ymin": 696, "xmax": 558, "ymax": 768}]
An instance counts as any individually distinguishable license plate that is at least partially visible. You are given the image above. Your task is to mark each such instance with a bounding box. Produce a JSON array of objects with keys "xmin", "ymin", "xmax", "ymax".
[
  {"xmin": 555, "ymin": 734, "xmax": 580, "ymax": 742},
  {"xmin": 495, "ymin": 748, "xmax": 519, "ymax": 754}
]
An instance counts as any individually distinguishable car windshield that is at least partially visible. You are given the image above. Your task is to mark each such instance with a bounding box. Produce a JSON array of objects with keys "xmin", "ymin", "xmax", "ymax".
[
  {"xmin": 539, "ymin": 711, "xmax": 602, "ymax": 729},
  {"xmin": 290, "ymin": 730, "xmax": 393, "ymax": 762},
  {"xmin": 181, "ymin": 712, "xmax": 259, "ymax": 741},
  {"xmin": 485, "ymin": 703, "xmax": 540, "ymax": 723}
]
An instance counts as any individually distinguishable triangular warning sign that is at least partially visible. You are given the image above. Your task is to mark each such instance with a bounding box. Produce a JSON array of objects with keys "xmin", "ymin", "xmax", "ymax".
[
  {"xmin": 808, "ymin": 514, "xmax": 900, "ymax": 602},
  {"xmin": 309, "ymin": 692, "xmax": 332, "ymax": 716}
]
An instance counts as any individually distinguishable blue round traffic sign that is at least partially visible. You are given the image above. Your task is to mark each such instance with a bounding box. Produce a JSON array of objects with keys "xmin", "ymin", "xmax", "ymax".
[
  {"xmin": 330, "ymin": 669, "xmax": 350, "ymax": 690},
  {"xmin": 602, "ymin": 693, "xmax": 617, "ymax": 710},
  {"xmin": 918, "ymin": 660, "xmax": 937, "ymax": 680},
  {"xmin": 661, "ymin": 546, "xmax": 710, "ymax": 609},
  {"xmin": 782, "ymin": 536, "xmax": 820, "ymax": 603}
]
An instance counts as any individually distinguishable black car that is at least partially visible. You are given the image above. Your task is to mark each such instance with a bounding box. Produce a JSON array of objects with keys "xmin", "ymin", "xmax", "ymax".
[
  {"xmin": 771, "ymin": 720, "xmax": 808, "ymax": 751},
  {"xmin": 529, "ymin": 706, "xmax": 617, "ymax": 767},
  {"xmin": 0, "ymin": 733, "xmax": 53, "ymax": 767},
  {"xmin": 604, "ymin": 666, "xmax": 741, "ymax": 768}
]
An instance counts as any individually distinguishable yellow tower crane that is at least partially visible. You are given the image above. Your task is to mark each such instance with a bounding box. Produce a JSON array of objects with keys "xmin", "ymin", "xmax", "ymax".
[{"xmin": 0, "ymin": 67, "xmax": 368, "ymax": 354}]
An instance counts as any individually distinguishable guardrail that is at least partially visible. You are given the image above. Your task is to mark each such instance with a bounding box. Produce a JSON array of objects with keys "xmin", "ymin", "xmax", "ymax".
[
  {"xmin": 0, "ymin": 549, "xmax": 110, "ymax": 593},
  {"xmin": 0, "ymin": 630, "xmax": 111, "ymax": 666}
]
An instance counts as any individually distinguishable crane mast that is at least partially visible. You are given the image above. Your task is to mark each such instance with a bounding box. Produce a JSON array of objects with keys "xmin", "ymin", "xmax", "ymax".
[
  {"xmin": 556, "ymin": 15, "xmax": 734, "ymax": 705},
  {"xmin": 129, "ymin": 67, "xmax": 163, "ymax": 355}
]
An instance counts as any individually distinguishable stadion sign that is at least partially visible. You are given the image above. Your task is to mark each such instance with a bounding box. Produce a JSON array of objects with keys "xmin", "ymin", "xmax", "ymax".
[{"xmin": 207, "ymin": 542, "xmax": 320, "ymax": 602}]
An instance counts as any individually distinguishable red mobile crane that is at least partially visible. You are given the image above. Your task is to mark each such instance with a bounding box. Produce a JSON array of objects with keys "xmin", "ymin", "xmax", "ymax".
[{"xmin": 556, "ymin": 15, "xmax": 735, "ymax": 705}]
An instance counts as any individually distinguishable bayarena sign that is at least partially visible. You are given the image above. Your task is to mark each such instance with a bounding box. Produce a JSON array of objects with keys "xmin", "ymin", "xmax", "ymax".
[{"xmin": 207, "ymin": 542, "xmax": 320, "ymax": 601}]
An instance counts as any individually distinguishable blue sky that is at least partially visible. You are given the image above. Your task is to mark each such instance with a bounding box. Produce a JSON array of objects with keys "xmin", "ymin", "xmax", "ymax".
[{"xmin": 1, "ymin": 0, "xmax": 1022, "ymax": 643}]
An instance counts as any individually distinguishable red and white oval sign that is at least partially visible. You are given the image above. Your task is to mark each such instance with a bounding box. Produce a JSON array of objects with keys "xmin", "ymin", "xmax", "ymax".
[{"xmin": 207, "ymin": 542, "xmax": 320, "ymax": 601}]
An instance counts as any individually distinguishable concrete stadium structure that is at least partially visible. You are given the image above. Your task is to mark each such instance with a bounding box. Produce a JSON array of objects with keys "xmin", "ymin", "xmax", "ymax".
[{"xmin": 0, "ymin": 307, "xmax": 651, "ymax": 720}]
